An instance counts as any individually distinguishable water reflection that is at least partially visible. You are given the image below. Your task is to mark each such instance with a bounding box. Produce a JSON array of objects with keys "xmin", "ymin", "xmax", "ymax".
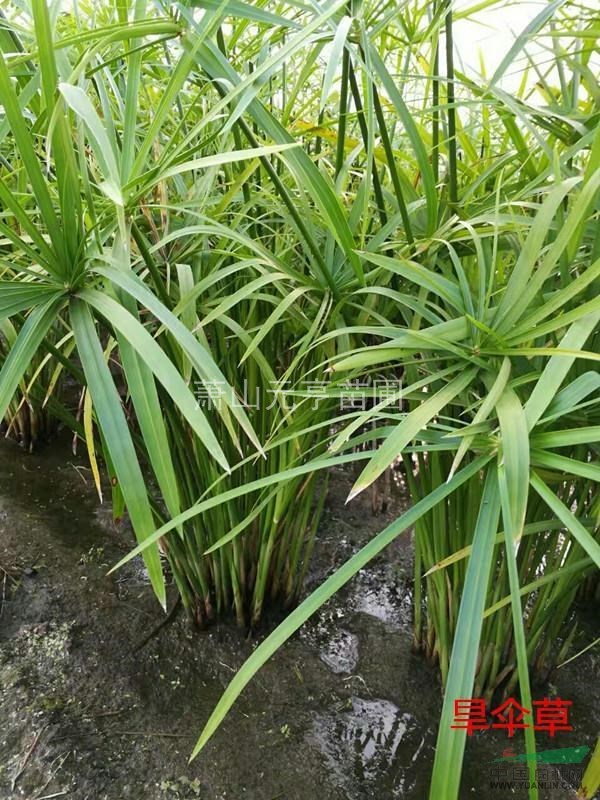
[{"xmin": 313, "ymin": 697, "xmax": 429, "ymax": 796}]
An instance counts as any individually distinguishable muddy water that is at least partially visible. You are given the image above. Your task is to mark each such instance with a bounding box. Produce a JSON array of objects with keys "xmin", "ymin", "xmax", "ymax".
[{"xmin": 0, "ymin": 438, "xmax": 597, "ymax": 799}]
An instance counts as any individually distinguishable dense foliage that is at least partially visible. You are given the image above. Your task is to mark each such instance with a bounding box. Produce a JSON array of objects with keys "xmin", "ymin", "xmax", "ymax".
[{"xmin": 0, "ymin": 1, "xmax": 598, "ymax": 798}]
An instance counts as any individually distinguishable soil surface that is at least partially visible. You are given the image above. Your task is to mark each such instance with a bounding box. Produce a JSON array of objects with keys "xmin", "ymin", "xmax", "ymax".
[{"xmin": 0, "ymin": 437, "xmax": 597, "ymax": 800}]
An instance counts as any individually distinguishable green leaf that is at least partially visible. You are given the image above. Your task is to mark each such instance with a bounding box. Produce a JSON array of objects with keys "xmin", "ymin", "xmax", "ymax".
[
  {"xmin": 320, "ymin": 16, "xmax": 352, "ymax": 113},
  {"xmin": 134, "ymin": 144, "xmax": 301, "ymax": 195},
  {"xmin": 539, "ymin": 372, "xmax": 600, "ymax": 423},
  {"xmin": 69, "ymin": 297, "xmax": 166, "ymax": 608},
  {"xmin": 532, "ymin": 426, "xmax": 600, "ymax": 449},
  {"xmin": 449, "ymin": 357, "xmax": 511, "ymax": 478},
  {"xmin": 0, "ymin": 51, "xmax": 64, "ymax": 264},
  {"xmin": 93, "ymin": 265, "xmax": 263, "ymax": 456},
  {"xmin": 0, "ymin": 297, "xmax": 64, "ymax": 421},
  {"xmin": 366, "ymin": 46, "xmax": 438, "ymax": 235},
  {"xmin": 499, "ymin": 462, "xmax": 538, "ymax": 800},
  {"xmin": 330, "ymin": 315, "xmax": 474, "ymax": 372},
  {"xmin": 493, "ymin": 178, "xmax": 577, "ymax": 334},
  {"xmin": 59, "ymin": 82, "xmax": 123, "ymax": 204},
  {"xmin": 32, "ymin": 0, "xmax": 82, "ymax": 267},
  {"xmin": 429, "ymin": 472, "xmax": 501, "ymax": 800},
  {"xmin": 496, "ymin": 387, "xmax": 530, "ymax": 546},
  {"xmin": 349, "ymin": 368, "xmax": 478, "ymax": 499},
  {"xmin": 77, "ymin": 288, "xmax": 230, "ymax": 472},
  {"xmin": 118, "ymin": 336, "xmax": 183, "ymax": 529},
  {"xmin": 190, "ymin": 0, "xmax": 301, "ymax": 28},
  {"xmin": 508, "ymin": 255, "xmax": 600, "ymax": 342},
  {"xmin": 0, "ymin": 176, "xmax": 59, "ymax": 272},
  {"xmin": 531, "ymin": 449, "xmax": 600, "ymax": 483},
  {"xmin": 530, "ymin": 472, "xmax": 600, "ymax": 569},
  {"xmin": 239, "ymin": 287, "xmax": 309, "ymax": 365},
  {"xmin": 423, "ymin": 519, "xmax": 575, "ymax": 576},
  {"xmin": 0, "ymin": 283, "xmax": 62, "ymax": 319},
  {"xmin": 579, "ymin": 738, "xmax": 600, "ymax": 800},
  {"xmin": 524, "ymin": 311, "xmax": 600, "ymax": 430},
  {"xmin": 489, "ymin": 0, "xmax": 567, "ymax": 87},
  {"xmin": 359, "ymin": 251, "xmax": 465, "ymax": 312}
]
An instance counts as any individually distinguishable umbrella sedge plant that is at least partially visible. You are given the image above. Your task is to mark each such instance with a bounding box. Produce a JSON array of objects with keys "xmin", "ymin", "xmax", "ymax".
[
  {"xmin": 168, "ymin": 174, "xmax": 599, "ymax": 799},
  {"xmin": 0, "ymin": 2, "xmax": 599, "ymax": 800},
  {"xmin": 0, "ymin": 0, "xmax": 375, "ymax": 626},
  {"xmin": 0, "ymin": 0, "xmax": 289, "ymax": 611},
  {"xmin": 136, "ymin": 5, "xmax": 597, "ymax": 800}
]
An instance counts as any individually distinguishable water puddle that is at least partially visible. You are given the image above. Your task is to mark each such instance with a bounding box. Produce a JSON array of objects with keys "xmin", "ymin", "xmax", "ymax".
[
  {"xmin": 348, "ymin": 566, "xmax": 412, "ymax": 629},
  {"xmin": 318, "ymin": 629, "xmax": 359, "ymax": 674},
  {"xmin": 312, "ymin": 696, "xmax": 430, "ymax": 797}
]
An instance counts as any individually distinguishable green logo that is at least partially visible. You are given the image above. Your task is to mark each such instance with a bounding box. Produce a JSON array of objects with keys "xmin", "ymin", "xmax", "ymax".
[{"xmin": 495, "ymin": 745, "xmax": 590, "ymax": 765}]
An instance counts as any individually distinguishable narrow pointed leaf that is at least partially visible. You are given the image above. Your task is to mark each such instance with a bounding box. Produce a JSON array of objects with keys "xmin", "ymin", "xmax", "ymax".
[{"xmin": 69, "ymin": 298, "xmax": 166, "ymax": 608}]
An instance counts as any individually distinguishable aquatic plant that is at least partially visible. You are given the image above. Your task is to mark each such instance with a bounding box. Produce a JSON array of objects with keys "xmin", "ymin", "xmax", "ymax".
[{"xmin": 0, "ymin": 1, "xmax": 598, "ymax": 799}]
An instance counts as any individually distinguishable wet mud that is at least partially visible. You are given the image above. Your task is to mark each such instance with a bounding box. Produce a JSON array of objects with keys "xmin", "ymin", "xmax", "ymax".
[{"xmin": 0, "ymin": 439, "xmax": 597, "ymax": 799}]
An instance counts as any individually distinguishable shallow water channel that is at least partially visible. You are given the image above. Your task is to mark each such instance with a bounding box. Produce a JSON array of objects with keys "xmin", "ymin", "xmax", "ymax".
[{"xmin": 0, "ymin": 438, "xmax": 597, "ymax": 799}]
